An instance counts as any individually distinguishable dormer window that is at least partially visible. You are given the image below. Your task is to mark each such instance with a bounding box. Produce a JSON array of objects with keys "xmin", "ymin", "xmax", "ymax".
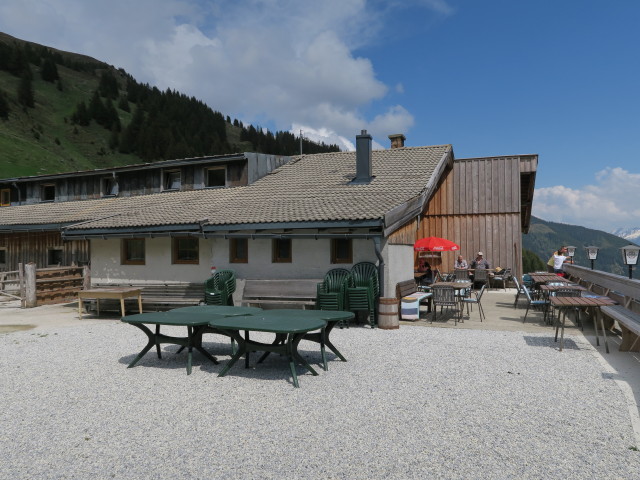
[
  {"xmin": 0, "ymin": 188, "xmax": 10, "ymax": 207},
  {"xmin": 164, "ymin": 169, "xmax": 181, "ymax": 191},
  {"xmin": 205, "ymin": 166, "xmax": 226, "ymax": 188},
  {"xmin": 103, "ymin": 177, "xmax": 119, "ymax": 196},
  {"xmin": 41, "ymin": 184, "xmax": 55, "ymax": 202}
]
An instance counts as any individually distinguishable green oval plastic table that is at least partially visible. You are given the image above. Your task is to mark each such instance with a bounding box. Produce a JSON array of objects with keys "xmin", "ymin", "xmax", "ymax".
[
  {"xmin": 255, "ymin": 309, "xmax": 353, "ymax": 369},
  {"xmin": 121, "ymin": 310, "xmax": 225, "ymax": 375},
  {"xmin": 208, "ymin": 313, "xmax": 328, "ymax": 388}
]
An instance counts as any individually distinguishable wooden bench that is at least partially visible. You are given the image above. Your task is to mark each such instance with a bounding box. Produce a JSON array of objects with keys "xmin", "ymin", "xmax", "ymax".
[
  {"xmin": 396, "ymin": 279, "xmax": 432, "ymax": 321},
  {"xmin": 601, "ymin": 304, "xmax": 640, "ymax": 352},
  {"xmin": 89, "ymin": 283, "xmax": 204, "ymax": 313},
  {"xmin": 242, "ymin": 279, "xmax": 320, "ymax": 309}
]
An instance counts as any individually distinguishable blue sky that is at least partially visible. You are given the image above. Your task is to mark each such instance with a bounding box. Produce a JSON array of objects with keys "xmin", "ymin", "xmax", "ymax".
[{"xmin": 1, "ymin": 0, "xmax": 639, "ymax": 232}]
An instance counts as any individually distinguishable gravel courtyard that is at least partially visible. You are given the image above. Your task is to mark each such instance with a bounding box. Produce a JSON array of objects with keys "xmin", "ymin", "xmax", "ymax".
[{"xmin": 2, "ymin": 319, "xmax": 639, "ymax": 479}]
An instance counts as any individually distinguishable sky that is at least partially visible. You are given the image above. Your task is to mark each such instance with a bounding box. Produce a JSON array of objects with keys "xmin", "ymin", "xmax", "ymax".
[{"xmin": 1, "ymin": 0, "xmax": 639, "ymax": 233}]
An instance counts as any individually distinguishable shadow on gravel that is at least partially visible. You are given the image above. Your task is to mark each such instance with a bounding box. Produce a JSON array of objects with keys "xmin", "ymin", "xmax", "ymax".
[{"xmin": 523, "ymin": 335, "xmax": 580, "ymax": 350}]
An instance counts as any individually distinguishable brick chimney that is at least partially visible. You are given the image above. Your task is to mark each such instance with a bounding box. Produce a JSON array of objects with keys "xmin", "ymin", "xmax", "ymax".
[{"xmin": 388, "ymin": 133, "xmax": 406, "ymax": 149}]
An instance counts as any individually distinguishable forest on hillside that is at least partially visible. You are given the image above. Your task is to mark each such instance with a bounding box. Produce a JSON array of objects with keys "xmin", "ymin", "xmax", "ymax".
[
  {"xmin": 523, "ymin": 216, "xmax": 639, "ymax": 276},
  {"xmin": 0, "ymin": 34, "xmax": 339, "ymax": 175}
]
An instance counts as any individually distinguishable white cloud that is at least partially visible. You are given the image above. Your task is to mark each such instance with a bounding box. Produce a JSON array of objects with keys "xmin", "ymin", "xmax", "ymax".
[
  {"xmin": 532, "ymin": 167, "xmax": 640, "ymax": 232},
  {"xmin": 0, "ymin": 0, "xmax": 445, "ymax": 147}
]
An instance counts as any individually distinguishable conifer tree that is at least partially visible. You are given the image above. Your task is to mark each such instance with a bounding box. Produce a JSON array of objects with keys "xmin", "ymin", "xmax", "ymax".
[
  {"xmin": 17, "ymin": 70, "xmax": 34, "ymax": 108},
  {"xmin": 40, "ymin": 57, "xmax": 59, "ymax": 82},
  {"xmin": 0, "ymin": 89, "xmax": 10, "ymax": 119}
]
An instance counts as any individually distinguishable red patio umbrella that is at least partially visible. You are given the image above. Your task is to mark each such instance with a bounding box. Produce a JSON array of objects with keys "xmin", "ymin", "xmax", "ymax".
[{"xmin": 413, "ymin": 236, "xmax": 460, "ymax": 252}]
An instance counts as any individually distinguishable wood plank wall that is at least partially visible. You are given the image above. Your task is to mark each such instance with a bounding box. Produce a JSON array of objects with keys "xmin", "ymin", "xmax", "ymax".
[
  {"xmin": 389, "ymin": 157, "xmax": 525, "ymax": 279},
  {"xmin": 0, "ymin": 232, "xmax": 89, "ymax": 271}
]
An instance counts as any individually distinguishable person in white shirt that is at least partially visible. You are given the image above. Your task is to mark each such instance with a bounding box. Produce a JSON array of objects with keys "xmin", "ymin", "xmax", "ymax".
[
  {"xmin": 454, "ymin": 255, "xmax": 468, "ymax": 269},
  {"xmin": 553, "ymin": 247, "xmax": 570, "ymax": 274}
]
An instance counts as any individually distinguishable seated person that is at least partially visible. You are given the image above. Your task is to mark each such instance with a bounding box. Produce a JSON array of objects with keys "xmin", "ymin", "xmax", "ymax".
[
  {"xmin": 470, "ymin": 251, "xmax": 490, "ymax": 270},
  {"xmin": 415, "ymin": 259, "xmax": 434, "ymax": 286},
  {"xmin": 454, "ymin": 255, "xmax": 469, "ymax": 269},
  {"xmin": 469, "ymin": 252, "xmax": 491, "ymax": 285}
]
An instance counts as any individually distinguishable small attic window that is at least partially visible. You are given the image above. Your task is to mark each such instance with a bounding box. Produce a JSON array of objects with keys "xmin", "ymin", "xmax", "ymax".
[
  {"xmin": 164, "ymin": 170, "xmax": 181, "ymax": 191},
  {"xmin": 103, "ymin": 177, "xmax": 119, "ymax": 196},
  {"xmin": 41, "ymin": 184, "xmax": 55, "ymax": 202}
]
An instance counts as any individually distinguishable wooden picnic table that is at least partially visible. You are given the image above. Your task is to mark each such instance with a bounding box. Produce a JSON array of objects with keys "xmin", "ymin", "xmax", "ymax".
[
  {"xmin": 78, "ymin": 287, "xmax": 143, "ymax": 319},
  {"xmin": 550, "ymin": 296, "xmax": 617, "ymax": 353}
]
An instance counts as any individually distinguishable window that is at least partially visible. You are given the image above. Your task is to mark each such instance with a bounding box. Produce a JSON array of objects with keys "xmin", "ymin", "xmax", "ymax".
[
  {"xmin": 0, "ymin": 188, "xmax": 10, "ymax": 206},
  {"xmin": 103, "ymin": 177, "xmax": 119, "ymax": 196},
  {"xmin": 205, "ymin": 166, "xmax": 226, "ymax": 188},
  {"xmin": 164, "ymin": 170, "xmax": 181, "ymax": 190},
  {"xmin": 272, "ymin": 238, "xmax": 292, "ymax": 263},
  {"xmin": 121, "ymin": 238, "xmax": 145, "ymax": 265},
  {"xmin": 331, "ymin": 238, "xmax": 353, "ymax": 264},
  {"xmin": 47, "ymin": 248, "xmax": 63, "ymax": 266},
  {"xmin": 0, "ymin": 248, "xmax": 6, "ymax": 265},
  {"xmin": 172, "ymin": 237, "xmax": 199, "ymax": 264},
  {"xmin": 41, "ymin": 184, "xmax": 55, "ymax": 202},
  {"xmin": 229, "ymin": 238, "xmax": 248, "ymax": 263}
]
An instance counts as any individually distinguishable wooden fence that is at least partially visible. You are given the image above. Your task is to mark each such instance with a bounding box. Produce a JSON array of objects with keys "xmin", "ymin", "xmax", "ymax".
[{"xmin": 1, "ymin": 264, "xmax": 90, "ymax": 307}]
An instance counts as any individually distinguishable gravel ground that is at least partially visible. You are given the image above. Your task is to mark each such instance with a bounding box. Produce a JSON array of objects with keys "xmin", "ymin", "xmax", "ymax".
[{"xmin": 1, "ymin": 322, "xmax": 639, "ymax": 480}]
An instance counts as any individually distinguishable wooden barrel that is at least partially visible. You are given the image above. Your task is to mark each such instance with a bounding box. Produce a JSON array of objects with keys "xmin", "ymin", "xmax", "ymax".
[{"xmin": 378, "ymin": 297, "xmax": 399, "ymax": 329}]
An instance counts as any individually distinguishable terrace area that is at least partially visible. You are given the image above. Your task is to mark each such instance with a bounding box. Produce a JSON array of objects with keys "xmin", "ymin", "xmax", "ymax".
[{"xmin": 1, "ymin": 273, "xmax": 640, "ymax": 478}]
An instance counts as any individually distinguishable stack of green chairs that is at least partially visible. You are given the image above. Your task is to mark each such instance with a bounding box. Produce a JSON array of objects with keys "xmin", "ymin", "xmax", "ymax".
[
  {"xmin": 316, "ymin": 268, "xmax": 351, "ymax": 327},
  {"xmin": 346, "ymin": 262, "xmax": 379, "ymax": 328},
  {"xmin": 204, "ymin": 269, "xmax": 236, "ymax": 306}
]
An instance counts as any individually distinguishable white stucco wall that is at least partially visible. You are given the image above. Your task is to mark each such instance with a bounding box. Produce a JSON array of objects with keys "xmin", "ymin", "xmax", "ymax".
[
  {"xmin": 90, "ymin": 237, "xmax": 382, "ymax": 302},
  {"xmin": 382, "ymin": 243, "xmax": 415, "ymax": 298}
]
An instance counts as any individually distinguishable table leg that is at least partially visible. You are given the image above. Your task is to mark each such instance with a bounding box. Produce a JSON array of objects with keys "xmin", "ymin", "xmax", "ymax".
[
  {"xmin": 244, "ymin": 330, "xmax": 250, "ymax": 369},
  {"xmin": 137, "ymin": 293, "xmax": 143, "ymax": 314},
  {"xmin": 592, "ymin": 307, "xmax": 601, "ymax": 347},
  {"xmin": 187, "ymin": 325, "xmax": 194, "ymax": 375},
  {"xmin": 126, "ymin": 323, "xmax": 156, "ymax": 368},
  {"xmin": 78, "ymin": 297, "xmax": 83, "ymax": 320},
  {"xmin": 120, "ymin": 297, "xmax": 126, "ymax": 318},
  {"xmin": 97, "ymin": 298, "xmax": 100, "ymax": 317},
  {"xmin": 217, "ymin": 330, "xmax": 246, "ymax": 377},
  {"xmin": 597, "ymin": 307, "xmax": 610, "ymax": 354},
  {"xmin": 155, "ymin": 324, "xmax": 162, "ymax": 358}
]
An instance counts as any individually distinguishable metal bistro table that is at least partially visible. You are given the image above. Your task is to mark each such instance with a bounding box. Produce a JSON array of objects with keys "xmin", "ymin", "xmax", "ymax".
[
  {"xmin": 208, "ymin": 313, "xmax": 327, "ymax": 388},
  {"xmin": 550, "ymin": 295, "xmax": 617, "ymax": 353},
  {"xmin": 256, "ymin": 309, "xmax": 354, "ymax": 370},
  {"xmin": 121, "ymin": 311, "xmax": 223, "ymax": 375}
]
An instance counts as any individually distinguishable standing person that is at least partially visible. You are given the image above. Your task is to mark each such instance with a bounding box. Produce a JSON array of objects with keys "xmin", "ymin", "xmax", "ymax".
[
  {"xmin": 547, "ymin": 246, "xmax": 564, "ymax": 273},
  {"xmin": 470, "ymin": 252, "xmax": 490, "ymax": 270},
  {"xmin": 454, "ymin": 255, "xmax": 469, "ymax": 269},
  {"xmin": 553, "ymin": 247, "xmax": 570, "ymax": 275}
]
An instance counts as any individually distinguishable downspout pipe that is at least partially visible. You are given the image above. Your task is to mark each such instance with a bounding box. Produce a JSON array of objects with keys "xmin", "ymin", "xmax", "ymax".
[{"xmin": 373, "ymin": 237, "xmax": 385, "ymax": 297}]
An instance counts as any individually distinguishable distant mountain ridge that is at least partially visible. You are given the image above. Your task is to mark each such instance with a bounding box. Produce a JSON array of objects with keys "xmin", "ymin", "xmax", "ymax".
[
  {"xmin": 611, "ymin": 227, "xmax": 640, "ymax": 242},
  {"xmin": 524, "ymin": 216, "xmax": 639, "ymax": 276}
]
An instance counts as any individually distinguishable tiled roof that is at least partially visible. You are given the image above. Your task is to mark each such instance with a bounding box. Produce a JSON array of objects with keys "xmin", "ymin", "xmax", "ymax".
[{"xmin": 0, "ymin": 145, "xmax": 451, "ymax": 231}]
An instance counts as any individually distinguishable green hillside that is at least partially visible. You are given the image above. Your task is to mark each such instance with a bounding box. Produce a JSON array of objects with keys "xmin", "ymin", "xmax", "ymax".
[
  {"xmin": 0, "ymin": 32, "xmax": 338, "ymax": 178},
  {"xmin": 523, "ymin": 216, "xmax": 639, "ymax": 275}
]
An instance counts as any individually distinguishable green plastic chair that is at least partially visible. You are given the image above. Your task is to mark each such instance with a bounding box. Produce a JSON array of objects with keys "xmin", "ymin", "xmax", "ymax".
[
  {"xmin": 316, "ymin": 268, "xmax": 351, "ymax": 326},
  {"xmin": 346, "ymin": 262, "xmax": 379, "ymax": 327},
  {"xmin": 204, "ymin": 269, "xmax": 236, "ymax": 306}
]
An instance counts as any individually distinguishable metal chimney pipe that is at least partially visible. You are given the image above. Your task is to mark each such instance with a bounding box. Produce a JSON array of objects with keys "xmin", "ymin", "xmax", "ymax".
[{"xmin": 353, "ymin": 130, "xmax": 373, "ymax": 184}]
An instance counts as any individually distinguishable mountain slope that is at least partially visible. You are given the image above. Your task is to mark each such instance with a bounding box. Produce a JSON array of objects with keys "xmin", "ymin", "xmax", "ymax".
[
  {"xmin": 523, "ymin": 216, "xmax": 639, "ymax": 275},
  {"xmin": 0, "ymin": 32, "xmax": 338, "ymax": 178}
]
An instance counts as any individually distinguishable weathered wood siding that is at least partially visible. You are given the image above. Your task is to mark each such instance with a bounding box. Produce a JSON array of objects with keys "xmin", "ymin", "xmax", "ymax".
[
  {"xmin": 389, "ymin": 157, "xmax": 525, "ymax": 279},
  {"xmin": 0, "ymin": 232, "xmax": 90, "ymax": 271}
]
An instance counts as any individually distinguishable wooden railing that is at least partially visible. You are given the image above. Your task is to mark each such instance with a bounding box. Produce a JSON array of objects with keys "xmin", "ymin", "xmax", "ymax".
[{"xmin": 563, "ymin": 264, "xmax": 640, "ymax": 313}]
